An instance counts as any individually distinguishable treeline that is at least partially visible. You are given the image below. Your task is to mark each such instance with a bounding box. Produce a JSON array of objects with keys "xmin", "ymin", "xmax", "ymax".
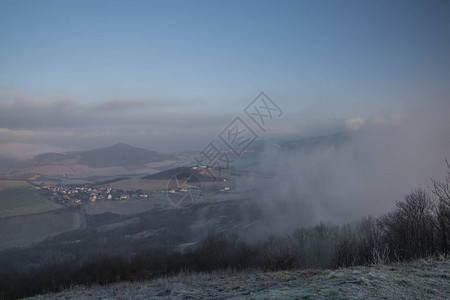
[{"xmin": 1, "ymin": 164, "xmax": 449, "ymax": 299}]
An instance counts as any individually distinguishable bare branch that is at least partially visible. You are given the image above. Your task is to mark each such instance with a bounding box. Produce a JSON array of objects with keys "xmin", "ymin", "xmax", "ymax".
[{"xmin": 430, "ymin": 159, "xmax": 450, "ymax": 208}]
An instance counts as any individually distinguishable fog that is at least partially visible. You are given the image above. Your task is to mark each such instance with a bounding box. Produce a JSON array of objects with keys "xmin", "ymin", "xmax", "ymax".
[{"xmin": 238, "ymin": 100, "xmax": 450, "ymax": 234}]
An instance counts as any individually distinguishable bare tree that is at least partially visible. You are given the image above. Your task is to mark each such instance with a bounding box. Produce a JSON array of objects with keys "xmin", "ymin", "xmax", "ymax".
[
  {"xmin": 435, "ymin": 201, "xmax": 450, "ymax": 254},
  {"xmin": 293, "ymin": 222, "xmax": 339, "ymax": 268},
  {"xmin": 380, "ymin": 189, "xmax": 436, "ymax": 260},
  {"xmin": 430, "ymin": 159, "xmax": 450, "ymax": 254},
  {"xmin": 332, "ymin": 224, "xmax": 357, "ymax": 268},
  {"xmin": 355, "ymin": 216, "xmax": 383, "ymax": 265},
  {"xmin": 431, "ymin": 158, "xmax": 450, "ymax": 208}
]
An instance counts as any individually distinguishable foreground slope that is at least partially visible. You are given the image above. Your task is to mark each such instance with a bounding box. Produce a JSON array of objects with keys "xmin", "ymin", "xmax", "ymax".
[{"xmin": 28, "ymin": 257, "xmax": 449, "ymax": 299}]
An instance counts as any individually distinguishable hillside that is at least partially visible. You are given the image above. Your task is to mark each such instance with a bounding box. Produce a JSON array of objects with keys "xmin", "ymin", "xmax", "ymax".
[
  {"xmin": 278, "ymin": 132, "xmax": 350, "ymax": 152},
  {"xmin": 27, "ymin": 257, "xmax": 450, "ymax": 299},
  {"xmin": 2, "ymin": 134, "xmax": 352, "ymax": 179},
  {"xmin": 0, "ymin": 180, "xmax": 61, "ymax": 218},
  {"xmin": 0, "ymin": 156, "xmax": 19, "ymax": 172},
  {"xmin": 73, "ymin": 143, "xmax": 176, "ymax": 168},
  {"xmin": 31, "ymin": 143, "xmax": 176, "ymax": 168},
  {"xmin": 170, "ymin": 132, "xmax": 352, "ymax": 171},
  {"xmin": 143, "ymin": 166, "xmax": 216, "ymax": 181},
  {"xmin": 5, "ymin": 144, "xmax": 178, "ymax": 179}
]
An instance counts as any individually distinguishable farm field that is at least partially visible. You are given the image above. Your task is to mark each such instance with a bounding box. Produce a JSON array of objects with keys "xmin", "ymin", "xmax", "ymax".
[
  {"xmin": 0, "ymin": 180, "xmax": 30, "ymax": 191},
  {"xmin": 0, "ymin": 180, "xmax": 61, "ymax": 218},
  {"xmin": 85, "ymin": 199, "xmax": 161, "ymax": 215},
  {"xmin": 107, "ymin": 171, "xmax": 239, "ymax": 192},
  {"xmin": 108, "ymin": 178, "xmax": 168, "ymax": 191},
  {"xmin": 0, "ymin": 209, "xmax": 81, "ymax": 250}
]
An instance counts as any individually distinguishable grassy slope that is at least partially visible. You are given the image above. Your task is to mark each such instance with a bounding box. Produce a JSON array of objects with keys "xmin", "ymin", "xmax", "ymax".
[
  {"xmin": 27, "ymin": 257, "xmax": 450, "ymax": 300},
  {"xmin": 0, "ymin": 180, "xmax": 61, "ymax": 218}
]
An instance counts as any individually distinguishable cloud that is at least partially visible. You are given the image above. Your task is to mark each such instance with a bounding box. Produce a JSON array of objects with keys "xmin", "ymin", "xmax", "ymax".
[
  {"xmin": 0, "ymin": 92, "xmax": 90, "ymax": 128},
  {"xmin": 345, "ymin": 117, "xmax": 366, "ymax": 131},
  {"xmin": 2, "ymin": 90, "xmax": 446, "ymax": 172},
  {"xmin": 97, "ymin": 97, "xmax": 175, "ymax": 111},
  {"xmin": 0, "ymin": 128, "xmax": 115, "ymax": 140},
  {"xmin": 0, "ymin": 91, "xmax": 230, "ymax": 129},
  {"xmin": 0, "ymin": 91, "xmax": 237, "ymax": 159},
  {"xmin": 237, "ymin": 101, "xmax": 450, "ymax": 234}
]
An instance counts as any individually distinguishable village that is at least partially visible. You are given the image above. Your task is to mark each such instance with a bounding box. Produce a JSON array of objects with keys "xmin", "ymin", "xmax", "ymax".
[{"xmin": 34, "ymin": 183, "xmax": 149, "ymax": 206}]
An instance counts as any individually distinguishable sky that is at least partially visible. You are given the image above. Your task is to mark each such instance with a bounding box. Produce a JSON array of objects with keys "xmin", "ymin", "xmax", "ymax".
[{"xmin": 0, "ymin": 0, "xmax": 449, "ymax": 159}]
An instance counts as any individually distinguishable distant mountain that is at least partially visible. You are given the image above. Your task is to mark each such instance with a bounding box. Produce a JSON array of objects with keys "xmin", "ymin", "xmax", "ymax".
[
  {"xmin": 31, "ymin": 143, "xmax": 176, "ymax": 168},
  {"xmin": 278, "ymin": 132, "xmax": 350, "ymax": 152},
  {"xmin": 0, "ymin": 156, "xmax": 20, "ymax": 172},
  {"xmin": 143, "ymin": 166, "xmax": 215, "ymax": 181},
  {"xmin": 167, "ymin": 132, "xmax": 352, "ymax": 172},
  {"xmin": 237, "ymin": 132, "xmax": 350, "ymax": 154},
  {"xmin": 73, "ymin": 143, "xmax": 175, "ymax": 168},
  {"xmin": 6, "ymin": 144, "xmax": 179, "ymax": 179},
  {"xmin": 4, "ymin": 134, "xmax": 352, "ymax": 180},
  {"xmin": 33, "ymin": 153, "xmax": 70, "ymax": 164}
]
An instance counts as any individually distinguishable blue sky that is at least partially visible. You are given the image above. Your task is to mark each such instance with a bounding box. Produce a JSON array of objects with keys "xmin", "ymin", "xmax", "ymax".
[{"xmin": 0, "ymin": 0, "xmax": 449, "ymax": 157}]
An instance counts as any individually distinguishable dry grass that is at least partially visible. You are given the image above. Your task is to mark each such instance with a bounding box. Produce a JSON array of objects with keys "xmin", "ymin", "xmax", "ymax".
[{"xmin": 27, "ymin": 258, "xmax": 450, "ymax": 300}]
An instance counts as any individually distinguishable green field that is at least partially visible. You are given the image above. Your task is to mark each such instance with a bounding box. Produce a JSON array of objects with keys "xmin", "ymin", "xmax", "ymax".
[{"xmin": 0, "ymin": 180, "xmax": 61, "ymax": 218}]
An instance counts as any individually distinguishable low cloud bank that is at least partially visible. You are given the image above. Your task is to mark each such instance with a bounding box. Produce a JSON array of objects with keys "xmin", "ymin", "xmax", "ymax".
[{"xmin": 238, "ymin": 101, "xmax": 450, "ymax": 234}]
